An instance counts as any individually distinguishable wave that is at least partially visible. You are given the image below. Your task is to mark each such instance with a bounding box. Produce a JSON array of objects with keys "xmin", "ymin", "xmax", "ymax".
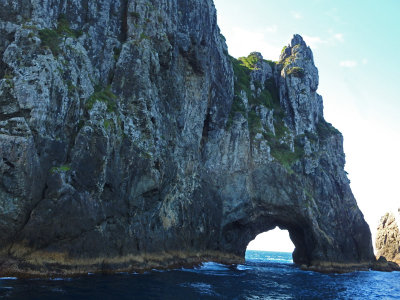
[
  {"xmin": 236, "ymin": 264, "xmax": 251, "ymax": 271},
  {"xmin": 198, "ymin": 262, "xmax": 231, "ymax": 271},
  {"xmin": 179, "ymin": 282, "xmax": 220, "ymax": 296}
]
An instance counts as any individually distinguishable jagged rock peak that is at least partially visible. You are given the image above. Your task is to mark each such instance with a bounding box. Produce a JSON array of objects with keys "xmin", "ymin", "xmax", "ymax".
[
  {"xmin": 291, "ymin": 34, "xmax": 306, "ymax": 47},
  {"xmin": 248, "ymin": 52, "xmax": 273, "ymax": 88},
  {"xmin": 277, "ymin": 34, "xmax": 322, "ymax": 134},
  {"xmin": 249, "ymin": 51, "xmax": 263, "ymax": 59},
  {"xmin": 376, "ymin": 209, "xmax": 400, "ymax": 266},
  {"xmin": 280, "ymin": 34, "xmax": 313, "ymax": 63}
]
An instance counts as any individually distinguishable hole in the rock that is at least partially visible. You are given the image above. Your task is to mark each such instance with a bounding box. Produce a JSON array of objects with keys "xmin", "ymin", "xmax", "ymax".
[{"xmin": 245, "ymin": 228, "xmax": 295, "ymax": 263}]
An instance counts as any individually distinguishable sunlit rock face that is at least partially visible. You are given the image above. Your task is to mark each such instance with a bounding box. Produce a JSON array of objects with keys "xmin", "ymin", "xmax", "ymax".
[
  {"xmin": 0, "ymin": 0, "xmax": 375, "ymax": 276},
  {"xmin": 376, "ymin": 210, "xmax": 400, "ymax": 266},
  {"xmin": 217, "ymin": 39, "xmax": 374, "ymax": 273}
]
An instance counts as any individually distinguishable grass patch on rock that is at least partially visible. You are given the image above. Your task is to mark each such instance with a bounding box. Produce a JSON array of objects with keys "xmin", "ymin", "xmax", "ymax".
[
  {"xmin": 229, "ymin": 53, "xmax": 308, "ymax": 170},
  {"xmin": 50, "ymin": 165, "xmax": 71, "ymax": 173},
  {"xmin": 237, "ymin": 53, "xmax": 260, "ymax": 70},
  {"xmin": 86, "ymin": 85, "xmax": 117, "ymax": 113},
  {"xmin": 270, "ymin": 142, "xmax": 304, "ymax": 169},
  {"xmin": 287, "ymin": 67, "xmax": 305, "ymax": 78},
  {"xmin": 39, "ymin": 28, "xmax": 61, "ymax": 55},
  {"xmin": 317, "ymin": 119, "xmax": 340, "ymax": 139},
  {"xmin": 228, "ymin": 55, "xmax": 281, "ymax": 135},
  {"xmin": 39, "ymin": 15, "xmax": 83, "ymax": 56}
]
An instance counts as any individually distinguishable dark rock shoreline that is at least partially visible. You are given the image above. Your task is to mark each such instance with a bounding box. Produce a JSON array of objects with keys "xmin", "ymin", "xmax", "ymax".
[{"xmin": 0, "ymin": 0, "xmax": 390, "ymax": 276}]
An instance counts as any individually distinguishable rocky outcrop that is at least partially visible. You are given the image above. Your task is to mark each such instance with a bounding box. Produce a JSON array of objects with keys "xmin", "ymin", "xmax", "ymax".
[
  {"xmin": 0, "ymin": 0, "xmax": 375, "ymax": 276},
  {"xmin": 375, "ymin": 210, "xmax": 400, "ymax": 268}
]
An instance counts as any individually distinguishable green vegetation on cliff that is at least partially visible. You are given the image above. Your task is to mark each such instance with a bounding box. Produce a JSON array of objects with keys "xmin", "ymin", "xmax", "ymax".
[
  {"xmin": 39, "ymin": 15, "xmax": 82, "ymax": 56},
  {"xmin": 237, "ymin": 53, "xmax": 260, "ymax": 70},
  {"xmin": 231, "ymin": 55, "xmax": 281, "ymax": 110},
  {"xmin": 228, "ymin": 55, "xmax": 281, "ymax": 128},
  {"xmin": 281, "ymin": 46, "xmax": 287, "ymax": 56},
  {"xmin": 287, "ymin": 67, "xmax": 305, "ymax": 78},
  {"xmin": 57, "ymin": 15, "xmax": 83, "ymax": 38},
  {"xmin": 317, "ymin": 119, "xmax": 341, "ymax": 139},
  {"xmin": 39, "ymin": 29, "xmax": 61, "ymax": 55},
  {"xmin": 270, "ymin": 140, "xmax": 304, "ymax": 170},
  {"xmin": 229, "ymin": 53, "xmax": 306, "ymax": 169},
  {"xmin": 86, "ymin": 85, "xmax": 117, "ymax": 112},
  {"xmin": 50, "ymin": 165, "xmax": 71, "ymax": 173},
  {"xmin": 231, "ymin": 55, "xmax": 251, "ymax": 98}
]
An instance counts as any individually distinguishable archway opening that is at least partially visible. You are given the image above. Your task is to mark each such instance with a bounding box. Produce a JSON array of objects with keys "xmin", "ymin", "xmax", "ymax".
[{"xmin": 245, "ymin": 227, "xmax": 295, "ymax": 263}]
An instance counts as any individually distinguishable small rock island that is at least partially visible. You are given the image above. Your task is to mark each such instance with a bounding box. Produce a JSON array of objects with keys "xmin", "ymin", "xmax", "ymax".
[{"xmin": 375, "ymin": 210, "xmax": 400, "ymax": 270}]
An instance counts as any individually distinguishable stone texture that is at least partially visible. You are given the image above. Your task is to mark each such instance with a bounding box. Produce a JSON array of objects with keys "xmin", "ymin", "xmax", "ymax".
[
  {"xmin": 376, "ymin": 210, "xmax": 400, "ymax": 266},
  {"xmin": 0, "ymin": 0, "xmax": 377, "ymax": 276},
  {"xmin": 279, "ymin": 35, "xmax": 323, "ymax": 135}
]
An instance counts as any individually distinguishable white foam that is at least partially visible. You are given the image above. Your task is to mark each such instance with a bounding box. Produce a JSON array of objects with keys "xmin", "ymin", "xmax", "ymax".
[
  {"xmin": 236, "ymin": 264, "xmax": 251, "ymax": 270},
  {"xmin": 266, "ymin": 256, "xmax": 292, "ymax": 262},
  {"xmin": 198, "ymin": 262, "xmax": 229, "ymax": 271}
]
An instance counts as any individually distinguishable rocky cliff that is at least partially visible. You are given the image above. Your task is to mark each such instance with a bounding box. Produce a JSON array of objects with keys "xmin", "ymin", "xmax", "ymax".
[
  {"xmin": 0, "ymin": 0, "xmax": 375, "ymax": 276},
  {"xmin": 376, "ymin": 210, "xmax": 400, "ymax": 267}
]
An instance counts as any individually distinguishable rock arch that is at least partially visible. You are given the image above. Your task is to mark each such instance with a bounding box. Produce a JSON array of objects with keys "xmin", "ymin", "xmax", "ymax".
[
  {"xmin": 215, "ymin": 162, "xmax": 375, "ymax": 272},
  {"xmin": 0, "ymin": 0, "xmax": 377, "ymax": 276}
]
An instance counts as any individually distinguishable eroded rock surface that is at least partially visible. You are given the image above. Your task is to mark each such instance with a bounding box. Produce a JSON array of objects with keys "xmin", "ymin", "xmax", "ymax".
[
  {"xmin": 0, "ymin": 0, "xmax": 375, "ymax": 276},
  {"xmin": 376, "ymin": 210, "xmax": 400, "ymax": 266}
]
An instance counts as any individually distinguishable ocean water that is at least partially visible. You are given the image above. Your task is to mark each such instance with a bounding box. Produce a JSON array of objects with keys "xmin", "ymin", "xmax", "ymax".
[{"xmin": 1, "ymin": 250, "xmax": 400, "ymax": 299}]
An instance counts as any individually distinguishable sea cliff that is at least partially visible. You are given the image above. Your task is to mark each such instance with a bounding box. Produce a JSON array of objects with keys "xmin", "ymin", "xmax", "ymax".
[{"xmin": 0, "ymin": 0, "xmax": 376, "ymax": 276}]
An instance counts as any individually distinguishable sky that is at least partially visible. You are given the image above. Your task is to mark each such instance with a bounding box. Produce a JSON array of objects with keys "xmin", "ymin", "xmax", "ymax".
[{"xmin": 213, "ymin": 0, "xmax": 400, "ymax": 253}]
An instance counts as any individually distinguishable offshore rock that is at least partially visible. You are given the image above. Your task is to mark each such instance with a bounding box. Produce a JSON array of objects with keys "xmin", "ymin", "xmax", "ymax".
[
  {"xmin": 375, "ymin": 210, "xmax": 400, "ymax": 270},
  {"xmin": 0, "ymin": 1, "xmax": 375, "ymax": 276}
]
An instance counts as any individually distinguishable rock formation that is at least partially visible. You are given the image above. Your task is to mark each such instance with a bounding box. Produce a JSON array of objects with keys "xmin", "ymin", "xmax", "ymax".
[
  {"xmin": 0, "ymin": 0, "xmax": 376, "ymax": 276},
  {"xmin": 376, "ymin": 210, "xmax": 400, "ymax": 266}
]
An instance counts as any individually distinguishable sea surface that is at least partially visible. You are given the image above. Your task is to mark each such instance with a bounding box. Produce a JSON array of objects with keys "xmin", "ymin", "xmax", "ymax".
[{"xmin": 1, "ymin": 250, "xmax": 400, "ymax": 299}]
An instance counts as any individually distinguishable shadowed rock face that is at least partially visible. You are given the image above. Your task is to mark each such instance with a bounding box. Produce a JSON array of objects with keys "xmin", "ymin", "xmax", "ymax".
[
  {"xmin": 0, "ymin": 0, "xmax": 375, "ymax": 276},
  {"xmin": 376, "ymin": 210, "xmax": 400, "ymax": 266}
]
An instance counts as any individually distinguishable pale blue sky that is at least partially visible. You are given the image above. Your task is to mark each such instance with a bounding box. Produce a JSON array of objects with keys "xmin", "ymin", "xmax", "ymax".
[{"xmin": 214, "ymin": 0, "xmax": 400, "ymax": 252}]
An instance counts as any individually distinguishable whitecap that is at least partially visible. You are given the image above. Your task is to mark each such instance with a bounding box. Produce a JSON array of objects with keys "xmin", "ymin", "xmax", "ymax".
[
  {"xmin": 236, "ymin": 264, "xmax": 251, "ymax": 271},
  {"xmin": 151, "ymin": 269, "xmax": 166, "ymax": 273},
  {"xmin": 198, "ymin": 262, "xmax": 230, "ymax": 271}
]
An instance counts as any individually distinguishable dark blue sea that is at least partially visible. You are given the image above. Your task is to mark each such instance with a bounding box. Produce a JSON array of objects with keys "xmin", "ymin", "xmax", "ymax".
[{"xmin": 1, "ymin": 250, "xmax": 400, "ymax": 299}]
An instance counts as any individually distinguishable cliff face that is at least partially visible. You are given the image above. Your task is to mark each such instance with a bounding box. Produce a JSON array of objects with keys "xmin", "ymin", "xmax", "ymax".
[
  {"xmin": 0, "ymin": 0, "xmax": 375, "ymax": 276},
  {"xmin": 376, "ymin": 210, "xmax": 400, "ymax": 266}
]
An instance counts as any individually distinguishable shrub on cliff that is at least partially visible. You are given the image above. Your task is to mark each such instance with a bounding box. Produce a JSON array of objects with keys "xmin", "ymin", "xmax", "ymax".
[
  {"xmin": 286, "ymin": 67, "xmax": 305, "ymax": 78},
  {"xmin": 38, "ymin": 15, "xmax": 82, "ymax": 56}
]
